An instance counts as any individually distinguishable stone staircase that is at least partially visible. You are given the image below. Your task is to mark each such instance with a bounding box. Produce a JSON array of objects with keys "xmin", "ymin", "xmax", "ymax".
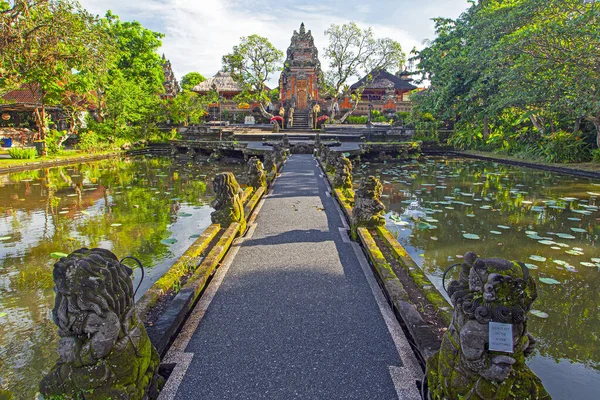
[{"xmin": 292, "ymin": 109, "xmax": 310, "ymax": 130}]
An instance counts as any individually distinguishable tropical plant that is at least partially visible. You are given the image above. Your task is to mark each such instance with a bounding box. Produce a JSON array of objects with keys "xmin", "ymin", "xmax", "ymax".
[
  {"xmin": 180, "ymin": 72, "xmax": 206, "ymax": 91},
  {"xmin": 8, "ymin": 147, "xmax": 37, "ymax": 159}
]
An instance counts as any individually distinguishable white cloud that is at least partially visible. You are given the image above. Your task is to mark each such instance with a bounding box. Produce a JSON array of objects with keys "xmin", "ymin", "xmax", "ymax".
[{"xmin": 79, "ymin": 0, "xmax": 469, "ymax": 86}]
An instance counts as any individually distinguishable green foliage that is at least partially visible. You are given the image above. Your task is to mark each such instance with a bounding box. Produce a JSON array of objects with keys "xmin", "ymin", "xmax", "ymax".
[
  {"xmin": 347, "ymin": 116, "xmax": 368, "ymax": 124},
  {"xmin": 7, "ymin": 147, "xmax": 37, "ymax": 160},
  {"xmin": 180, "ymin": 72, "xmax": 206, "ymax": 91},
  {"xmin": 222, "ymin": 35, "xmax": 283, "ymax": 110},
  {"xmin": 44, "ymin": 130, "xmax": 68, "ymax": 155},
  {"xmin": 412, "ymin": 0, "xmax": 600, "ymax": 161},
  {"xmin": 76, "ymin": 130, "xmax": 110, "ymax": 153},
  {"xmin": 538, "ymin": 131, "xmax": 591, "ymax": 164},
  {"xmin": 165, "ymin": 91, "xmax": 206, "ymax": 126},
  {"xmin": 592, "ymin": 149, "xmax": 600, "ymax": 164}
]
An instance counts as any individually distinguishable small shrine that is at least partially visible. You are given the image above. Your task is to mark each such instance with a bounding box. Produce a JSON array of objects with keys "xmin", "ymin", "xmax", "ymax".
[{"xmin": 279, "ymin": 23, "xmax": 322, "ymax": 110}]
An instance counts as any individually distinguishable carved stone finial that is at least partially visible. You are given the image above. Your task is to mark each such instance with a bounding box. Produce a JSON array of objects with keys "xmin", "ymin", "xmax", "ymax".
[
  {"xmin": 247, "ymin": 157, "xmax": 267, "ymax": 189},
  {"xmin": 211, "ymin": 172, "xmax": 245, "ymax": 229},
  {"xmin": 334, "ymin": 156, "xmax": 353, "ymax": 190},
  {"xmin": 427, "ymin": 253, "xmax": 551, "ymax": 400},
  {"xmin": 282, "ymin": 134, "xmax": 290, "ymax": 148},
  {"xmin": 300, "ymin": 22, "xmax": 306, "ymax": 34},
  {"xmin": 40, "ymin": 248, "xmax": 161, "ymax": 400},
  {"xmin": 351, "ymin": 176, "xmax": 386, "ymax": 230}
]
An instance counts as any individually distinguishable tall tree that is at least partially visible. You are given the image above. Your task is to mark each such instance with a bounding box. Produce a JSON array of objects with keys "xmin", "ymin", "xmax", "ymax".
[
  {"xmin": 180, "ymin": 72, "xmax": 206, "ymax": 91},
  {"xmin": 323, "ymin": 22, "xmax": 405, "ymax": 123},
  {"xmin": 1, "ymin": 0, "xmax": 110, "ymax": 144},
  {"xmin": 222, "ymin": 34, "xmax": 283, "ymax": 118}
]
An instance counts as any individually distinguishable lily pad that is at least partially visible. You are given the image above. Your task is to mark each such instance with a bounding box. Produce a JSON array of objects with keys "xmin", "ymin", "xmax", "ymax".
[
  {"xmin": 160, "ymin": 238, "xmax": 178, "ymax": 245},
  {"xmin": 555, "ymin": 233, "xmax": 576, "ymax": 239},
  {"xmin": 580, "ymin": 262, "xmax": 596, "ymax": 267},
  {"xmin": 189, "ymin": 234, "xmax": 201, "ymax": 239},
  {"xmin": 530, "ymin": 310, "xmax": 549, "ymax": 319},
  {"xmin": 110, "ymin": 223, "xmax": 122, "ymax": 227},
  {"xmin": 463, "ymin": 233, "xmax": 480, "ymax": 240},
  {"xmin": 539, "ymin": 277, "xmax": 561, "ymax": 285},
  {"xmin": 497, "ymin": 225, "xmax": 511, "ymax": 230},
  {"xmin": 178, "ymin": 212, "xmax": 193, "ymax": 218},
  {"xmin": 567, "ymin": 217, "xmax": 581, "ymax": 221},
  {"xmin": 0, "ymin": 236, "xmax": 12, "ymax": 241},
  {"xmin": 570, "ymin": 228, "xmax": 587, "ymax": 233},
  {"xmin": 538, "ymin": 240, "xmax": 556, "ymax": 246},
  {"xmin": 530, "ymin": 255, "xmax": 547, "ymax": 262},
  {"xmin": 592, "ymin": 258, "xmax": 600, "ymax": 263},
  {"xmin": 524, "ymin": 263, "xmax": 539, "ymax": 270},
  {"xmin": 490, "ymin": 231, "xmax": 503, "ymax": 235},
  {"xmin": 565, "ymin": 250, "xmax": 584, "ymax": 256},
  {"xmin": 51, "ymin": 252, "xmax": 69, "ymax": 259}
]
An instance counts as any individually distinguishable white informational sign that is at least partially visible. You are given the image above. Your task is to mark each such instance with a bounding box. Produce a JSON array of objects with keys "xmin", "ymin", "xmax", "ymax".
[
  {"xmin": 244, "ymin": 116, "xmax": 256, "ymax": 125},
  {"xmin": 489, "ymin": 322, "xmax": 514, "ymax": 353}
]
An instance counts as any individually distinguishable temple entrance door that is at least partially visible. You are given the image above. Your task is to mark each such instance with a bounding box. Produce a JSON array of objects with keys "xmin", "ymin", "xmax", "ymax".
[{"xmin": 297, "ymin": 80, "xmax": 308, "ymax": 109}]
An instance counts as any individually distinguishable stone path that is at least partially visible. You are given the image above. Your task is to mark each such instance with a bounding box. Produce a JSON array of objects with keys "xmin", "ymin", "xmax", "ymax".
[{"xmin": 160, "ymin": 154, "xmax": 422, "ymax": 400}]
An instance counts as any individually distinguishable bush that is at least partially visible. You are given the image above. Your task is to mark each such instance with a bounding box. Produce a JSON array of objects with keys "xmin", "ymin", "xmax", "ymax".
[
  {"xmin": 44, "ymin": 129, "xmax": 67, "ymax": 155},
  {"xmin": 8, "ymin": 147, "xmax": 38, "ymax": 160},
  {"xmin": 592, "ymin": 149, "xmax": 600, "ymax": 163},
  {"xmin": 539, "ymin": 131, "xmax": 591, "ymax": 163},
  {"xmin": 77, "ymin": 130, "xmax": 111, "ymax": 153},
  {"xmin": 347, "ymin": 115, "xmax": 368, "ymax": 124}
]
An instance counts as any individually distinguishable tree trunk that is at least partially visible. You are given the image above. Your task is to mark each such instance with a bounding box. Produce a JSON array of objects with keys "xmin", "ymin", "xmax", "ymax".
[
  {"xmin": 258, "ymin": 103, "xmax": 273, "ymax": 120},
  {"xmin": 529, "ymin": 115, "xmax": 545, "ymax": 135},
  {"xmin": 483, "ymin": 116, "xmax": 489, "ymax": 141},
  {"xmin": 594, "ymin": 120, "xmax": 600, "ymax": 149},
  {"xmin": 336, "ymin": 96, "xmax": 361, "ymax": 124}
]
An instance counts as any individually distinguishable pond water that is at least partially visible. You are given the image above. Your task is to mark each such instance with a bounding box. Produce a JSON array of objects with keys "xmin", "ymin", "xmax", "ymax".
[
  {"xmin": 0, "ymin": 156, "xmax": 243, "ymax": 399},
  {"xmin": 355, "ymin": 156, "xmax": 600, "ymax": 400}
]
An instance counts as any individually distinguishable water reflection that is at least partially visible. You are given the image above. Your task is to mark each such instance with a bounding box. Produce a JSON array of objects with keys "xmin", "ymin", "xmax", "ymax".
[
  {"xmin": 0, "ymin": 156, "xmax": 242, "ymax": 398},
  {"xmin": 355, "ymin": 157, "xmax": 600, "ymax": 400}
]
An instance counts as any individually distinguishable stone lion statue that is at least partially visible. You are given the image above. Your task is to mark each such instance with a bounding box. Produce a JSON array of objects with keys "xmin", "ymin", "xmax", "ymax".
[
  {"xmin": 246, "ymin": 157, "xmax": 267, "ymax": 189},
  {"xmin": 333, "ymin": 156, "xmax": 353, "ymax": 190},
  {"xmin": 40, "ymin": 248, "xmax": 161, "ymax": 400},
  {"xmin": 211, "ymin": 172, "xmax": 245, "ymax": 230},
  {"xmin": 427, "ymin": 252, "xmax": 551, "ymax": 400},
  {"xmin": 351, "ymin": 176, "xmax": 386, "ymax": 231}
]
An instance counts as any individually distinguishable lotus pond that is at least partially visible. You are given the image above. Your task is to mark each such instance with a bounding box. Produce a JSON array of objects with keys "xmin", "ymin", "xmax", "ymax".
[
  {"xmin": 0, "ymin": 156, "xmax": 243, "ymax": 399},
  {"xmin": 355, "ymin": 156, "xmax": 600, "ymax": 400}
]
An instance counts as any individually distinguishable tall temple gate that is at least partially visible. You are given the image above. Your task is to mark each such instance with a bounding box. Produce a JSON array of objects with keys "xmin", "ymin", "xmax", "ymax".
[{"xmin": 279, "ymin": 23, "xmax": 322, "ymax": 111}]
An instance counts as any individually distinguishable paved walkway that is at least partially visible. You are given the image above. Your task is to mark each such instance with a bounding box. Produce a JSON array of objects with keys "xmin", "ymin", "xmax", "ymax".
[{"xmin": 161, "ymin": 155, "xmax": 422, "ymax": 400}]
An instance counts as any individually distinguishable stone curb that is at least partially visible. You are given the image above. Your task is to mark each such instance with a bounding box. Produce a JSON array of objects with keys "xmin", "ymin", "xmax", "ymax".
[
  {"xmin": 147, "ymin": 222, "xmax": 241, "ymax": 356},
  {"xmin": 136, "ymin": 225, "xmax": 221, "ymax": 321},
  {"xmin": 376, "ymin": 226, "xmax": 453, "ymax": 326},
  {"xmin": 0, "ymin": 151, "xmax": 121, "ymax": 174},
  {"xmin": 143, "ymin": 165, "xmax": 278, "ymax": 357},
  {"xmin": 356, "ymin": 228, "xmax": 441, "ymax": 362},
  {"xmin": 317, "ymin": 156, "xmax": 442, "ymax": 362}
]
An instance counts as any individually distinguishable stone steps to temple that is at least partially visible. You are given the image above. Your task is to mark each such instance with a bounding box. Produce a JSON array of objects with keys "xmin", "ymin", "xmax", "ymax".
[{"xmin": 293, "ymin": 110, "xmax": 310, "ymax": 129}]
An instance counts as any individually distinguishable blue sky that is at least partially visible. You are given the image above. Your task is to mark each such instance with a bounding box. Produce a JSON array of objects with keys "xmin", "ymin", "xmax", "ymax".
[{"xmin": 79, "ymin": 0, "xmax": 469, "ymax": 86}]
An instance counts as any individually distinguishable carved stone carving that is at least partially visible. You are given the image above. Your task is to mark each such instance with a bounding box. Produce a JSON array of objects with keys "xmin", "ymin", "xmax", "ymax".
[
  {"xmin": 246, "ymin": 157, "xmax": 267, "ymax": 189},
  {"xmin": 263, "ymin": 151, "xmax": 277, "ymax": 177},
  {"xmin": 427, "ymin": 252, "xmax": 551, "ymax": 400},
  {"xmin": 211, "ymin": 172, "xmax": 245, "ymax": 229},
  {"xmin": 351, "ymin": 176, "xmax": 386, "ymax": 229},
  {"xmin": 282, "ymin": 134, "xmax": 290, "ymax": 148},
  {"xmin": 326, "ymin": 151, "xmax": 338, "ymax": 174},
  {"xmin": 272, "ymin": 143, "xmax": 288, "ymax": 170},
  {"xmin": 334, "ymin": 156, "xmax": 353, "ymax": 190},
  {"xmin": 40, "ymin": 248, "xmax": 161, "ymax": 400}
]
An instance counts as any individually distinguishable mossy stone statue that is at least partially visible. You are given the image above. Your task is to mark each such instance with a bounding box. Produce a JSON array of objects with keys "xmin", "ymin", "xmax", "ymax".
[
  {"xmin": 247, "ymin": 157, "xmax": 267, "ymax": 189},
  {"xmin": 333, "ymin": 156, "xmax": 353, "ymax": 190},
  {"xmin": 427, "ymin": 252, "xmax": 551, "ymax": 400},
  {"xmin": 211, "ymin": 172, "xmax": 245, "ymax": 231},
  {"xmin": 39, "ymin": 248, "xmax": 161, "ymax": 400},
  {"xmin": 351, "ymin": 176, "xmax": 386, "ymax": 232}
]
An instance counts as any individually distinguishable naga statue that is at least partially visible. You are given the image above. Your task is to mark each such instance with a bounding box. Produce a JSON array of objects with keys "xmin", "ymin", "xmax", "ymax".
[
  {"xmin": 287, "ymin": 107, "xmax": 295, "ymax": 129},
  {"xmin": 246, "ymin": 157, "xmax": 267, "ymax": 189},
  {"xmin": 263, "ymin": 151, "xmax": 277, "ymax": 178},
  {"xmin": 211, "ymin": 172, "xmax": 245, "ymax": 231},
  {"xmin": 351, "ymin": 176, "xmax": 386, "ymax": 231},
  {"xmin": 320, "ymin": 145, "xmax": 330, "ymax": 163},
  {"xmin": 326, "ymin": 151, "xmax": 338, "ymax": 174},
  {"xmin": 40, "ymin": 248, "xmax": 161, "ymax": 400},
  {"xmin": 333, "ymin": 156, "xmax": 353, "ymax": 191},
  {"xmin": 427, "ymin": 252, "xmax": 551, "ymax": 400}
]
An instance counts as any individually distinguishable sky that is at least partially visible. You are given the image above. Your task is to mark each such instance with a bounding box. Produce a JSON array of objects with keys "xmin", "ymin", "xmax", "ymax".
[{"xmin": 79, "ymin": 0, "xmax": 470, "ymax": 86}]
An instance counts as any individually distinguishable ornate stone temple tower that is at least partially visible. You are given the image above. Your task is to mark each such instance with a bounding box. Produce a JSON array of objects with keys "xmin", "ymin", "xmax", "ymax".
[{"xmin": 279, "ymin": 23, "xmax": 322, "ymax": 111}]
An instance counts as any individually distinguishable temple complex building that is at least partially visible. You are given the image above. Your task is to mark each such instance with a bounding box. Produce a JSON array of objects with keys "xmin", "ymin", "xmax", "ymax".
[
  {"xmin": 344, "ymin": 69, "xmax": 417, "ymax": 116},
  {"xmin": 279, "ymin": 23, "xmax": 322, "ymax": 111}
]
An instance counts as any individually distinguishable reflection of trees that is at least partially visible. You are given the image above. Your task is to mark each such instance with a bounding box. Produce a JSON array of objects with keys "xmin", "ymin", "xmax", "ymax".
[
  {"xmin": 0, "ymin": 157, "xmax": 241, "ymax": 399},
  {"xmin": 354, "ymin": 157, "xmax": 600, "ymax": 369}
]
